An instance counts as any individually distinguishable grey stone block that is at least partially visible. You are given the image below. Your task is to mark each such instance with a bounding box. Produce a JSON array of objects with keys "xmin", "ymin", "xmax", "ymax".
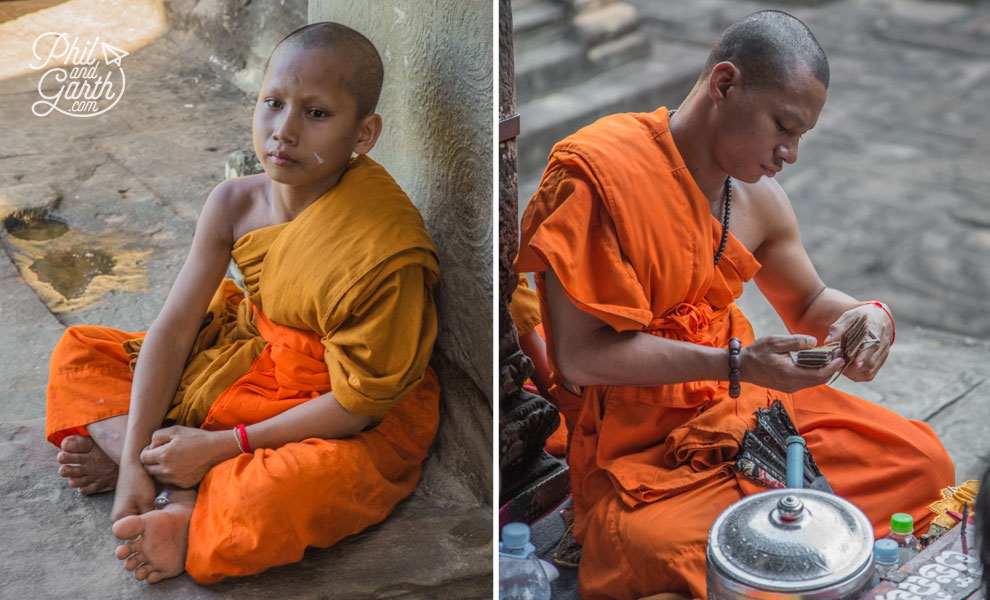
[{"xmin": 0, "ymin": 183, "xmax": 60, "ymax": 213}]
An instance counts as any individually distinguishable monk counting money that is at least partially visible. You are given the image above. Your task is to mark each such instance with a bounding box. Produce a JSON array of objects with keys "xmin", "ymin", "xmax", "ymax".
[
  {"xmin": 46, "ymin": 22, "xmax": 440, "ymax": 584},
  {"xmin": 516, "ymin": 10, "xmax": 954, "ymax": 600}
]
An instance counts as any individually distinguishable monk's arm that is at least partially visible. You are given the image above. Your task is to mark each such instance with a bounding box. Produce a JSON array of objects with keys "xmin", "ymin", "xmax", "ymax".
[
  {"xmin": 752, "ymin": 182, "xmax": 893, "ymax": 378},
  {"xmin": 546, "ymin": 269, "xmax": 839, "ymax": 391},
  {"xmin": 140, "ymin": 262, "xmax": 433, "ymax": 487},
  {"xmin": 112, "ymin": 183, "xmax": 235, "ymax": 518},
  {"xmin": 750, "ymin": 189, "xmax": 859, "ymax": 340},
  {"xmin": 139, "ymin": 391, "xmax": 373, "ymax": 488},
  {"xmin": 519, "ymin": 329, "xmax": 553, "ymax": 400}
]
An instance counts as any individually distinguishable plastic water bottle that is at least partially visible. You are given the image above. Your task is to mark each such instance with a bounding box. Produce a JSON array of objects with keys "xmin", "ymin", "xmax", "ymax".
[
  {"xmin": 883, "ymin": 512, "xmax": 921, "ymax": 566},
  {"xmin": 873, "ymin": 538, "xmax": 899, "ymax": 585},
  {"xmin": 499, "ymin": 522, "xmax": 556, "ymax": 600}
]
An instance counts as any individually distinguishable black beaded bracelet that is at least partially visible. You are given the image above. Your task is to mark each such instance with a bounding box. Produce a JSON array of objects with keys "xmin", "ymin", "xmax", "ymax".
[{"xmin": 728, "ymin": 337, "xmax": 741, "ymax": 398}]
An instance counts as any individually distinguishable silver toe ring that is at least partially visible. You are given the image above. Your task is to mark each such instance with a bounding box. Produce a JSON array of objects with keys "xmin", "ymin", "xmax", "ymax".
[{"xmin": 154, "ymin": 490, "xmax": 171, "ymax": 510}]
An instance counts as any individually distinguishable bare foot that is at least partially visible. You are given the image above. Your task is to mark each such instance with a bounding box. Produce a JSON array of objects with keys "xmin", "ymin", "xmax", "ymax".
[
  {"xmin": 57, "ymin": 435, "xmax": 117, "ymax": 494},
  {"xmin": 112, "ymin": 491, "xmax": 195, "ymax": 583}
]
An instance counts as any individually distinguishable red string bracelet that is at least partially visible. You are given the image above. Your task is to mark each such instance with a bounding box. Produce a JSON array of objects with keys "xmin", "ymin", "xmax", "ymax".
[
  {"xmin": 870, "ymin": 301, "xmax": 895, "ymax": 344},
  {"xmin": 236, "ymin": 423, "xmax": 252, "ymax": 453}
]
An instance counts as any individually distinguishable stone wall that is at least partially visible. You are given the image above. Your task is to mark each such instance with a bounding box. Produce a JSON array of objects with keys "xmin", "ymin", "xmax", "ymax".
[
  {"xmin": 309, "ymin": 2, "xmax": 493, "ymax": 502},
  {"xmin": 164, "ymin": 0, "xmax": 308, "ymax": 95}
]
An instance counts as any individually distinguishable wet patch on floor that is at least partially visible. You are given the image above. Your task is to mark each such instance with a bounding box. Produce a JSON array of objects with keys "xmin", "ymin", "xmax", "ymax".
[
  {"xmin": 1, "ymin": 209, "xmax": 150, "ymax": 313},
  {"xmin": 3, "ymin": 209, "xmax": 69, "ymax": 241},
  {"xmin": 29, "ymin": 246, "xmax": 116, "ymax": 300}
]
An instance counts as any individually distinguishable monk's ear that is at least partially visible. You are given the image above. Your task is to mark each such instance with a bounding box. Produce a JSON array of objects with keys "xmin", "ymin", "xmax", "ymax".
[
  {"xmin": 708, "ymin": 61, "xmax": 740, "ymax": 105},
  {"xmin": 353, "ymin": 113, "xmax": 382, "ymax": 156}
]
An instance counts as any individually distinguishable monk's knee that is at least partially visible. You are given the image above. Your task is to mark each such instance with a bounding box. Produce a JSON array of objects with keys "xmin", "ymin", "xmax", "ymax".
[
  {"xmin": 926, "ymin": 436, "xmax": 956, "ymax": 504},
  {"xmin": 57, "ymin": 324, "xmax": 108, "ymax": 348},
  {"xmin": 934, "ymin": 443, "xmax": 956, "ymax": 487},
  {"xmin": 913, "ymin": 424, "xmax": 956, "ymax": 490},
  {"xmin": 52, "ymin": 325, "xmax": 90, "ymax": 359}
]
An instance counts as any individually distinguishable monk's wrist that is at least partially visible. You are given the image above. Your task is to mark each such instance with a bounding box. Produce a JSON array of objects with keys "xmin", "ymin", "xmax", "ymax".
[
  {"xmin": 728, "ymin": 338, "xmax": 741, "ymax": 397},
  {"xmin": 210, "ymin": 429, "xmax": 243, "ymax": 464},
  {"xmin": 119, "ymin": 439, "xmax": 147, "ymax": 469}
]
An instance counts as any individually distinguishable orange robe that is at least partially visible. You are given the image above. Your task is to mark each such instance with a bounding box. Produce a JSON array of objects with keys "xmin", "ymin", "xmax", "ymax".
[
  {"xmin": 516, "ymin": 108, "xmax": 955, "ymax": 600},
  {"xmin": 46, "ymin": 155, "xmax": 441, "ymax": 584},
  {"xmin": 509, "ymin": 275, "xmax": 568, "ymax": 456},
  {"xmin": 510, "ymin": 273, "xmax": 542, "ymax": 337}
]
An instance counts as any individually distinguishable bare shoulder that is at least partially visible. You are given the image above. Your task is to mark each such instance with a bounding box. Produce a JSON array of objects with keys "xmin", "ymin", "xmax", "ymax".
[
  {"xmin": 199, "ymin": 174, "xmax": 269, "ymax": 243},
  {"xmin": 206, "ymin": 173, "xmax": 266, "ymax": 213},
  {"xmin": 732, "ymin": 176, "xmax": 801, "ymax": 252}
]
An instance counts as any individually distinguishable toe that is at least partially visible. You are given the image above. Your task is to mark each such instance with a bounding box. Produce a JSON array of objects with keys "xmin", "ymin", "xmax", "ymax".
[
  {"xmin": 115, "ymin": 543, "xmax": 135, "ymax": 560},
  {"xmin": 67, "ymin": 476, "xmax": 94, "ymax": 490},
  {"xmin": 78, "ymin": 481, "xmax": 109, "ymax": 495},
  {"xmin": 124, "ymin": 553, "xmax": 146, "ymax": 572},
  {"xmin": 146, "ymin": 571, "xmax": 165, "ymax": 584},
  {"xmin": 57, "ymin": 450, "xmax": 88, "ymax": 465},
  {"xmin": 112, "ymin": 515, "xmax": 145, "ymax": 541},
  {"xmin": 59, "ymin": 464, "xmax": 85, "ymax": 478},
  {"xmin": 60, "ymin": 435, "xmax": 94, "ymax": 453},
  {"xmin": 134, "ymin": 564, "xmax": 151, "ymax": 581}
]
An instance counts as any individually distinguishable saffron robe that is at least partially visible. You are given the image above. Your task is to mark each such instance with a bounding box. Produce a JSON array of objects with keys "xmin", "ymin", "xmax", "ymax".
[
  {"xmin": 516, "ymin": 108, "xmax": 955, "ymax": 599},
  {"xmin": 46, "ymin": 155, "xmax": 441, "ymax": 584},
  {"xmin": 510, "ymin": 273, "xmax": 542, "ymax": 337},
  {"xmin": 509, "ymin": 274, "xmax": 568, "ymax": 456}
]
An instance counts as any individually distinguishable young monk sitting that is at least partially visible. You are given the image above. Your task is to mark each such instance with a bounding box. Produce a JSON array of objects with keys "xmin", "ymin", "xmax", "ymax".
[
  {"xmin": 47, "ymin": 22, "xmax": 440, "ymax": 584},
  {"xmin": 516, "ymin": 10, "xmax": 955, "ymax": 600}
]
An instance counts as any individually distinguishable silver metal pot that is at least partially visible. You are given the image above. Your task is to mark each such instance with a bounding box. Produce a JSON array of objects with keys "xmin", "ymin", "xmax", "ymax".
[{"xmin": 706, "ymin": 437, "xmax": 876, "ymax": 599}]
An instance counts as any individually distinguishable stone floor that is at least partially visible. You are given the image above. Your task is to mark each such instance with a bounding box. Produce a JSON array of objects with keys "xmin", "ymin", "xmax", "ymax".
[
  {"xmin": 0, "ymin": 3, "xmax": 490, "ymax": 599},
  {"xmin": 512, "ymin": 0, "xmax": 990, "ymax": 598}
]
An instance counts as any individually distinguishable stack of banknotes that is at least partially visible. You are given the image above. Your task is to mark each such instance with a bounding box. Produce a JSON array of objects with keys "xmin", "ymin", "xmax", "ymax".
[{"xmin": 791, "ymin": 313, "xmax": 871, "ymax": 367}]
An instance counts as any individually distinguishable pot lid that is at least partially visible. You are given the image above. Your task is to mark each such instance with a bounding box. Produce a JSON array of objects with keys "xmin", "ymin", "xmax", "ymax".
[{"xmin": 707, "ymin": 488, "xmax": 874, "ymax": 592}]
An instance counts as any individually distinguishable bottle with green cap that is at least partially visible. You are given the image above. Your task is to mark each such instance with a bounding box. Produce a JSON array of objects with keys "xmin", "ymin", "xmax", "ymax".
[{"xmin": 883, "ymin": 512, "xmax": 921, "ymax": 566}]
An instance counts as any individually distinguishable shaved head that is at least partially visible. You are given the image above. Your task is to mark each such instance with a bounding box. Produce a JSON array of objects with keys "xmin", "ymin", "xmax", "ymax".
[
  {"xmin": 267, "ymin": 22, "xmax": 384, "ymax": 117},
  {"xmin": 702, "ymin": 10, "xmax": 829, "ymax": 91}
]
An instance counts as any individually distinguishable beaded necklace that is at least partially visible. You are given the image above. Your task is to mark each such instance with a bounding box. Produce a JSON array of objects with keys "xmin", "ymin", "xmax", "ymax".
[{"xmin": 669, "ymin": 109, "xmax": 732, "ymax": 266}]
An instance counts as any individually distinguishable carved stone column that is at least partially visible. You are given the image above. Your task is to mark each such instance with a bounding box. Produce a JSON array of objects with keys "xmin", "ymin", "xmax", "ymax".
[{"xmin": 498, "ymin": 0, "xmax": 560, "ymax": 505}]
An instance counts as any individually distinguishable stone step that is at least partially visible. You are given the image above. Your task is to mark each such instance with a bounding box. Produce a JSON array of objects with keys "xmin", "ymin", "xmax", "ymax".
[
  {"xmin": 511, "ymin": 0, "xmax": 569, "ymax": 53},
  {"xmin": 516, "ymin": 40, "xmax": 708, "ymax": 183},
  {"xmin": 513, "ymin": 1, "xmax": 653, "ymax": 103},
  {"xmin": 514, "ymin": 30, "xmax": 650, "ymax": 105}
]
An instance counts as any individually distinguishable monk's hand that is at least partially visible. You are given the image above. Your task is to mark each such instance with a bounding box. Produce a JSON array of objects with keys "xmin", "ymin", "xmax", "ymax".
[
  {"xmin": 139, "ymin": 425, "xmax": 232, "ymax": 488},
  {"xmin": 824, "ymin": 304, "xmax": 892, "ymax": 382},
  {"xmin": 740, "ymin": 334, "xmax": 844, "ymax": 393},
  {"xmin": 111, "ymin": 461, "xmax": 157, "ymax": 521}
]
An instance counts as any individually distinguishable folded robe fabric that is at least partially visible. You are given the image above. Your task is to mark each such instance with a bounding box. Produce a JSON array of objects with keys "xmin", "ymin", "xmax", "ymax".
[
  {"xmin": 510, "ymin": 273, "xmax": 542, "ymax": 336},
  {"xmin": 45, "ymin": 155, "xmax": 441, "ymax": 583},
  {"xmin": 516, "ymin": 108, "xmax": 955, "ymax": 600}
]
